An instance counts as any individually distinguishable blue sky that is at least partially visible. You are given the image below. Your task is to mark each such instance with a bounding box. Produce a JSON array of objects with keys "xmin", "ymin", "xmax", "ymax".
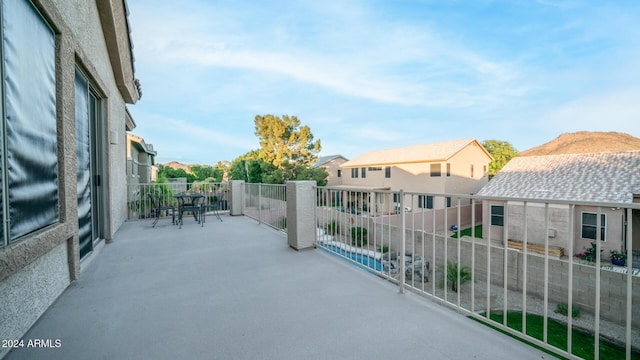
[{"xmin": 127, "ymin": 0, "xmax": 640, "ymax": 165}]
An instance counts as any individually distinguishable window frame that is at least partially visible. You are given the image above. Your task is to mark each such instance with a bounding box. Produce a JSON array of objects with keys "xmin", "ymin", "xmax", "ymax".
[
  {"xmin": 581, "ymin": 212, "xmax": 606, "ymax": 241},
  {"xmin": 1, "ymin": 0, "xmax": 60, "ymax": 245},
  {"xmin": 418, "ymin": 195, "xmax": 434, "ymax": 209},
  {"xmin": 351, "ymin": 168, "xmax": 358, "ymax": 178},
  {"xmin": 384, "ymin": 166, "xmax": 391, "ymax": 178},
  {"xmin": 491, "ymin": 205, "xmax": 504, "ymax": 227},
  {"xmin": 430, "ymin": 163, "xmax": 441, "ymax": 177}
]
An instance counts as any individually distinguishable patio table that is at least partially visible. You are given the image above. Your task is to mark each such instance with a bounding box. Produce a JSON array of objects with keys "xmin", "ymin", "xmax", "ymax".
[{"xmin": 175, "ymin": 192, "xmax": 204, "ymax": 228}]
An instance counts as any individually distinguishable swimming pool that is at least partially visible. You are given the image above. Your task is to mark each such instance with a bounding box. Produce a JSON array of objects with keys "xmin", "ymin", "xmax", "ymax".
[{"xmin": 319, "ymin": 244, "xmax": 383, "ymax": 271}]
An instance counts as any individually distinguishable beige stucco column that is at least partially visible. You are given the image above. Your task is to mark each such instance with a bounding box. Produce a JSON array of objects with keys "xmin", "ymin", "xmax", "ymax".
[
  {"xmin": 286, "ymin": 181, "xmax": 317, "ymax": 250},
  {"xmin": 229, "ymin": 180, "xmax": 244, "ymax": 216}
]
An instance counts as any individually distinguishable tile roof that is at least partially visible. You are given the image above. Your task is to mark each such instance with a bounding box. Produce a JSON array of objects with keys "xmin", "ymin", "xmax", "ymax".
[
  {"xmin": 478, "ymin": 151, "xmax": 640, "ymax": 203},
  {"xmin": 342, "ymin": 138, "xmax": 489, "ymax": 167},
  {"xmin": 312, "ymin": 155, "xmax": 348, "ymax": 168}
]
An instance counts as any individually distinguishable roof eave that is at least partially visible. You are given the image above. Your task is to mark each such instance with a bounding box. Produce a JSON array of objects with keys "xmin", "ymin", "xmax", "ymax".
[{"xmin": 97, "ymin": 0, "xmax": 140, "ymax": 104}]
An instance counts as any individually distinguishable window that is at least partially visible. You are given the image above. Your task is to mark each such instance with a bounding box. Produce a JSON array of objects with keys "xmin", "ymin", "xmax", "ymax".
[
  {"xmin": 368, "ymin": 167, "xmax": 382, "ymax": 171},
  {"xmin": 470, "ymin": 164, "xmax": 474, "ymax": 178},
  {"xmin": 1, "ymin": 0, "xmax": 59, "ymax": 245},
  {"xmin": 418, "ymin": 195, "xmax": 433, "ymax": 209},
  {"xmin": 446, "ymin": 197, "xmax": 452, "ymax": 208},
  {"xmin": 361, "ymin": 167, "xmax": 366, "ymax": 178},
  {"xmin": 385, "ymin": 166, "xmax": 391, "ymax": 178},
  {"xmin": 430, "ymin": 164, "xmax": 441, "ymax": 177},
  {"xmin": 491, "ymin": 205, "xmax": 504, "ymax": 226},
  {"xmin": 483, "ymin": 165, "xmax": 487, "ymax": 177},
  {"xmin": 446, "ymin": 163, "xmax": 451, "ymax": 177},
  {"xmin": 337, "ymin": 169, "xmax": 341, "ymax": 178},
  {"xmin": 582, "ymin": 212, "xmax": 606, "ymax": 241},
  {"xmin": 393, "ymin": 193, "xmax": 399, "ymax": 203},
  {"xmin": 351, "ymin": 168, "xmax": 358, "ymax": 178}
]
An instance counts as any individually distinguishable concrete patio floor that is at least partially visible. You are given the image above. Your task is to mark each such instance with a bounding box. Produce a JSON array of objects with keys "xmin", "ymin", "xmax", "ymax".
[{"xmin": 6, "ymin": 214, "xmax": 551, "ymax": 360}]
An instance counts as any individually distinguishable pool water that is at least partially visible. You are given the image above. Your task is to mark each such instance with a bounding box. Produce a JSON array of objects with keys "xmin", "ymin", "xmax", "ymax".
[{"xmin": 319, "ymin": 244, "xmax": 383, "ymax": 271}]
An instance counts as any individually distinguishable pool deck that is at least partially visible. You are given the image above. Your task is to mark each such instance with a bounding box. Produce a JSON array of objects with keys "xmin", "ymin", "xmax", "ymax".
[{"xmin": 5, "ymin": 214, "xmax": 551, "ymax": 360}]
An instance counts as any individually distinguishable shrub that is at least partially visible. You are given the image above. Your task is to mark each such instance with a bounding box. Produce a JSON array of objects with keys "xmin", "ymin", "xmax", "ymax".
[
  {"xmin": 351, "ymin": 227, "xmax": 368, "ymax": 247},
  {"xmin": 555, "ymin": 303, "xmax": 581, "ymax": 319},
  {"xmin": 580, "ymin": 242, "xmax": 602, "ymax": 262},
  {"xmin": 442, "ymin": 260, "xmax": 472, "ymax": 292},
  {"xmin": 379, "ymin": 245, "xmax": 389, "ymax": 254},
  {"xmin": 326, "ymin": 220, "xmax": 340, "ymax": 235}
]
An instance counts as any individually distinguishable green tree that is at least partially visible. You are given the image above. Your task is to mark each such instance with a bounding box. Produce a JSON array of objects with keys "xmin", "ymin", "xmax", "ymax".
[
  {"xmin": 189, "ymin": 164, "xmax": 222, "ymax": 182},
  {"xmin": 295, "ymin": 166, "xmax": 329, "ymax": 186},
  {"xmin": 482, "ymin": 140, "xmax": 519, "ymax": 179},
  {"xmin": 254, "ymin": 114, "xmax": 321, "ymax": 169},
  {"xmin": 228, "ymin": 151, "xmax": 268, "ymax": 183},
  {"xmin": 158, "ymin": 165, "xmax": 196, "ymax": 183}
]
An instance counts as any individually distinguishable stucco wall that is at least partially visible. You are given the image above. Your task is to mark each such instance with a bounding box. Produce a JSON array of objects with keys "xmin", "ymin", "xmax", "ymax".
[
  {"xmin": 482, "ymin": 201, "xmax": 630, "ymax": 258},
  {"xmin": 54, "ymin": 0, "xmax": 130, "ymax": 239},
  {"xmin": 0, "ymin": 243, "xmax": 70, "ymax": 359},
  {"xmin": 339, "ymin": 143, "xmax": 490, "ymax": 210},
  {"xmin": 324, "ymin": 158, "xmax": 347, "ymax": 186},
  {"xmin": 0, "ymin": 0, "xmax": 135, "ymax": 355}
]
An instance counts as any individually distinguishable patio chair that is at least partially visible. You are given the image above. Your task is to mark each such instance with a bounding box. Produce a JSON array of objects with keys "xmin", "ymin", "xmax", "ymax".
[
  {"xmin": 148, "ymin": 193, "xmax": 175, "ymax": 227},
  {"xmin": 201, "ymin": 200, "xmax": 222, "ymax": 226}
]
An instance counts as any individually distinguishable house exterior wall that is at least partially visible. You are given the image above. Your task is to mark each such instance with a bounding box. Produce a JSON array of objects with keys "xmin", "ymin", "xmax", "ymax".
[
  {"xmin": 444, "ymin": 141, "xmax": 490, "ymax": 196},
  {"xmin": 340, "ymin": 143, "xmax": 490, "ymax": 210},
  {"xmin": 0, "ymin": 1, "xmax": 137, "ymax": 357},
  {"xmin": 126, "ymin": 135, "xmax": 155, "ymax": 186},
  {"xmin": 482, "ymin": 201, "xmax": 630, "ymax": 259},
  {"xmin": 324, "ymin": 157, "xmax": 347, "ymax": 186},
  {"xmin": 55, "ymin": 0, "xmax": 131, "ymax": 239}
]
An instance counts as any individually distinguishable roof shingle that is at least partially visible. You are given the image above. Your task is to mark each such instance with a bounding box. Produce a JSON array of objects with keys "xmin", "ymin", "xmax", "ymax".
[{"xmin": 478, "ymin": 151, "xmax": 640, "ymax": 203}]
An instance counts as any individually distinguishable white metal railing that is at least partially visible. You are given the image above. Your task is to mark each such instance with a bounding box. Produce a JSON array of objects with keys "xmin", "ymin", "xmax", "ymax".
[
  {"xmin": 242, "ymin": 183, "xmax": 287, "ymax": 231},
  {"xmin": 127, "ymin": 182, "xmax": 229, "ymax": 221},
  {"xmin": 315, "ymin": 186, "xmax": 639, "ymax": 360}
]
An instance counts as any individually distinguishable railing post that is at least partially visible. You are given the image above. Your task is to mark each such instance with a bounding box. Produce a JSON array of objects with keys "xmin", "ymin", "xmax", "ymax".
[
  {"xmin": 399, "ymin": 189, "xmax": 405, "ymax": 294},
  {"xmin": 258, "ymin": 183, "xmax": 262, "ymax": 224},
  {"xmin": 229, "ymin": 180, "xmax": 244, "ymax": 216},
  {"xmin": 286, "ymin": 181, "xmax": 316, "ymax": 250}
]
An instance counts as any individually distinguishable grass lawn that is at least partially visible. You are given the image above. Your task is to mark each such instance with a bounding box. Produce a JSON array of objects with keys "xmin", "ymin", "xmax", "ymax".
[
  {"xmin": 472, "ymin": 311, "xmax": 639, "ymax": 360},
  {"xmin": 451, "ymin": 224, "xmax": 482, "ymax": 239}
]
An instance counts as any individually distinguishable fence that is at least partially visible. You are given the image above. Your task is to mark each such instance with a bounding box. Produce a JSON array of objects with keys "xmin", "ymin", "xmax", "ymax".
[
  {"xmin": 127, "ymin": 182, "xmax": 230, "ymax": 220},
  {"xmin": 316, "ymin": 186, "xmax": 639, "ymax": 360},
  {"xmin": 242, "ymin": 183, "xmax": 287, "ymax": 231}
]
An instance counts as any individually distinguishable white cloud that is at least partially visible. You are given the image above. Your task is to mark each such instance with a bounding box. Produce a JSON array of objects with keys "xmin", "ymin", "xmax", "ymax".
[
  {"xmin": 130, "ymin": 111, "xmax": 256, "ymax": 161},
  {"xmin": 130, "ymin": 0, "xmax": 524, "ymax": 109}
]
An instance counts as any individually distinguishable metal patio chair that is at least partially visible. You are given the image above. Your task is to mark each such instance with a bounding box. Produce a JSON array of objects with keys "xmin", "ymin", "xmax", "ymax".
[
  {"xmin": 201, "ymin": 200, "xmax": 223, "ymax": 226},
  {"xmin": 148, "ymin": 193, "xmax": 175, "ymax": 227}
]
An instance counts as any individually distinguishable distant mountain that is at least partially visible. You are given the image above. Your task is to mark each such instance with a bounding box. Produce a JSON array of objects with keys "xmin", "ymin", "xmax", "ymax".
[
  {"xmin": 163, "ymin": 161, "xmax": 191, "ymax": 172},
  {"xmin": 520, "ymin": 131, "xmax": 640, "ymax": 156}
]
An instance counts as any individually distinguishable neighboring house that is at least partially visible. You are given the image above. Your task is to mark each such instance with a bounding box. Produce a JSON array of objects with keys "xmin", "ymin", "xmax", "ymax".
[
  {"xmin": 338, "ymin": 138, "xmax": 493, "ymax": 212},
  {"xmin": 127, "ymin": 131, "xmax": 158, "ymax": 185},
  {"xmin": 0, "ymin": 0, "xmax": 140, "ymax": 356},
  {"xmin": 311, "ymin": 155, "xmax": 348, "ymax": 186},
  {"xmin": 477, "ymin": 151, "xmax": 640, "ymax": 259}
]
